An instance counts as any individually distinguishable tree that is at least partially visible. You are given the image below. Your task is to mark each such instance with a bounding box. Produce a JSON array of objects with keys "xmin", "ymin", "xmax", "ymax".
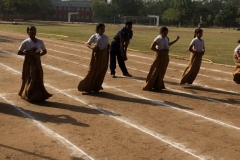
[
  {"xmin": 170, "ymin": 0, "xmax": 196, "ymax": 25},
  {"xmin": 91, "ymin": 0, "xmax": 108, "ymax": 22},
  {"xmin": 162, "ymin": 8, "xmax": 180, "ymax": 25},
  {"xmin": 214, "ymin": 4, "xmax": 238, "ymax": 27},
  {"xmin": 111, "ymin": 0, "xmax": 144, "ymax": 16}
]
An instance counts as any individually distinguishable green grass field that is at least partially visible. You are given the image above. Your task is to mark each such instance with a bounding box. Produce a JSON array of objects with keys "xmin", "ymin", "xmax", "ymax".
[{"xmin": 0, "ymin": 21, "xmax": 239, "ymax": 65}]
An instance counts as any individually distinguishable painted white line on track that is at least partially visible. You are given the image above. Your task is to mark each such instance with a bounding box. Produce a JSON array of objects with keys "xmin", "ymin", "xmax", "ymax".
[
  {"xmin": 1, "ymin": 51, "xmax": 240, "ymax": 134},
  {"xmin": 0, "ymin": 93, "xmax": 17, "ymax": 96},
  {"xmin": 127, "ymin": 54, "xmax": 233, "ymax": 74},
  {"xmin": 5, "ymin": 46, "xmax": 235, "ymax": 110},
  {"xmin": 0, "ymin": 34, "xmax": 233, "ymax": 76},
  {"xmin": 0, "ymin": 36, "xmax": 234, "ymax": 82},
  {"xmin": 1, "ymin": 48, "xmax": 240, "ymax": 125},
  {"xmin": 0, "ymin": 95, "xmax": 94, "ymax": 160},
  {"xmin": 1, "ymin": 45, "xmax": 239, "ymax": 97},
  {"xmin": 48, "ymin": 55, "xmax": 88, "ymax": 67},
  {"xmin": 168, "ymin": 88, "xmax": 240, "ymax": 109},
  {"xmin": 0, "ymin": 63, "xmax": 209, "ymax": 160},
  {"xmin": 48, "ymin": 48, "xmax": 90, "ymax": 60}
]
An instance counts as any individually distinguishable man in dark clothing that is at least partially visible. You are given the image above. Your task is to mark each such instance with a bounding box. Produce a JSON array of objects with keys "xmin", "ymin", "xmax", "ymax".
[{"xmin": 110, "ymin": 21, "xmax": 133, "ymax": 78}]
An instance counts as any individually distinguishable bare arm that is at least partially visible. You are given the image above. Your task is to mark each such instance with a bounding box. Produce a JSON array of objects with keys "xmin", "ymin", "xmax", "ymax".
[
  {"xmin": 150, "ymin": 41, "xmax": 159, "ymax": 52},
  {"xmin": 169, "ymin": 36, "xmax": 180, "ymax": 46},
  {"xmin": 86, "ymin": 43, "xmax": 97, "ymax": 52},
  {"xmin": 188, "ymin": 45, "xmax": 204, "ymax": 55},
  {"xmin": 17, "ymin": 50, "xmax": 28, "ymax": 56},
  {"xmin": 40, "ymin": 49, "xmax": 47, "ymax": 57}
]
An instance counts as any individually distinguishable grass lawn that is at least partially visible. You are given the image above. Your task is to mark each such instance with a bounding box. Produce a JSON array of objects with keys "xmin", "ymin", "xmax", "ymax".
[{"xmin": 0, "ymin": 21, "xmax": 239, "ymax": 65}]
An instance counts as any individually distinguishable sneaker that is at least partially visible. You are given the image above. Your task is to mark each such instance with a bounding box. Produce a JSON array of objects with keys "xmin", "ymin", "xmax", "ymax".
[
  {"xmin": 123, "ymin": 73, "xmax": 132, "ymax": 77},
  {"xmin": 111, "ymin": 74, "xmax": 116, "ymax": 78}
]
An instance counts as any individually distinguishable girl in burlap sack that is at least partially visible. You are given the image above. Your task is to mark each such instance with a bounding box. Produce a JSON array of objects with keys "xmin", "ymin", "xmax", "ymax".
[
  {"xmin": 78, "ymin": 23, "xmax": 110, "ymax": 93},
  {"xmin": 180, "ymin": 28, "xmax": 205, "ymax": 85},
  {"xmin": 233, "ymin": 40, "xmax": 240, "ymax": 84},
  {"xmin": 18, "ymin": 26, "xmax": 52, "ymax": 102},
  {"xmin": 143, "ymin": 27, "xmax": 179, "ymax": 91}
]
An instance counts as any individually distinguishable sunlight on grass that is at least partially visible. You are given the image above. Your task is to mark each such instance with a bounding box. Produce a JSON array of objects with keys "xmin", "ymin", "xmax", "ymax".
[{"xmin": 0, "ymin": 22, "xmax": 239, "ymax": 65}]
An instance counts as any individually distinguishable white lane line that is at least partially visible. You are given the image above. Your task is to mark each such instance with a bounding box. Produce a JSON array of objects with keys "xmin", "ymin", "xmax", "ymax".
[
  {"xmin": 0, "ymin": 93, "xmax": 17, "ymax": 96},
  {"xmin": 48, "ymin": 49, "xmax": 90, "ymax": 60},
  {"xmin": 1, "ymin": 41, "xmax": 234, "ymax": 84},
  {"xmin": 0, "ymin": 34, "xmax": 233, "ymax": 75},
  {"xmin": 48, "ymin": 55, "xmax": 88, "ymax": 67},
  {"xmin": 127, "ymin": 54, "xmax": 233, "ymax": 74},
  {"xmin": 1, "ymin": 44, "xmax": 239, "ymax": 96},
  {"xmin": 0, "ymin": 95, "xmax": 94, "ymax": 160},
  {"xmin": 2, "ymin": 51, "xmax": 240, "ymax": 134},
  {"xmin": 168, "ymin": 88, "xmax": 240, "ymax": 109},
  {"xmin": 0, "ymin": 63, "xmax": 209, "ymax": 160}
]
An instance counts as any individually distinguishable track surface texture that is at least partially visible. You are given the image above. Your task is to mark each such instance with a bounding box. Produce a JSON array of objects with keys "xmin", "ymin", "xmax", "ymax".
[{"xmin": 0, "ymin": 31, "xmax": 240, "ymax": 160}]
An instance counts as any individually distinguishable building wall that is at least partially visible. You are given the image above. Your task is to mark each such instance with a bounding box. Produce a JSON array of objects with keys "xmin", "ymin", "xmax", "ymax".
[{"xmin": 50, "ymin": 0, "xmax": 92, "ymax": 22}]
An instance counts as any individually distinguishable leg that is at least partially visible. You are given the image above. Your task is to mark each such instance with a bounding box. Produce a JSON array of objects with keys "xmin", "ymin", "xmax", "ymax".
[
  {"xmin": 116, "ymin": 51, "xmax": 131, "ymax": 76},
  {"xmin": 110, "ymin": 50, "xmax": 117, "ymax": 76}
]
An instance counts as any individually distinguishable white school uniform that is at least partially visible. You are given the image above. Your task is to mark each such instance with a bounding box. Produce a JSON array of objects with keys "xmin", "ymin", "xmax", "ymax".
[
  {"xmin": 87, "ymin": 33, "xmax": 109, "ymax": 50},
  {"xmin": 234, "ymin": 45, "xmax": 240, "ymax": 52},
  {"xmin": 154, "ymin": 35, "xmax": 169, "ymax": 50},
  {"xmin": 19, "ymin": 38, "xmax": 46, "ymax": 53},
  {"xmin": 190, "ymin": 37, "xmax": 205, "ymax": 52}
]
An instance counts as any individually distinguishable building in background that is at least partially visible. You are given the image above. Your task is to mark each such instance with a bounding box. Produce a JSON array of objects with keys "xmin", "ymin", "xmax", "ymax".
[{"xmin": 50, "ymin": 0, "xmax": 92, "ymax": 22}]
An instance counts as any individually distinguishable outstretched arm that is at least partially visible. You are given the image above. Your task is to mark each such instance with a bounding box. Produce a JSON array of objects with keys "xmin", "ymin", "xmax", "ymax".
[{"xmin": 169, "ymin": 36, "xmax": 180, "ymax": 46}]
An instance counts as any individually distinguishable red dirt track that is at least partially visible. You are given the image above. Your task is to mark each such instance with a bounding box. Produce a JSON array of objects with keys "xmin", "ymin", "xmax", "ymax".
[{"xmin": 0, "ymin": 31, "xmax": 240, "ymax": 160}]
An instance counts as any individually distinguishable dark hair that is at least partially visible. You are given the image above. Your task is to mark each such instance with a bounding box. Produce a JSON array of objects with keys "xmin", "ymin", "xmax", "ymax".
[
  {"xmin": 125, "ymin": 21, "xmax": 133, "ymax": 26},
  {"xmin": 160, "ymin": 27, "xmax": 168, "ymax": 33},
  {"xmin": 238, "ymin": 40, "xmax": 240, "ymax": 43},
  {"xmin": 27, "ymin": 25, "xmax": 36, "ymax": 33},
  {"xmin": 95, "ymin": 23, "xmax": 105, "ymax": 33},
  {"xmin": 194, "ymin": 28, "xmax": 203, "ymax": 38}
]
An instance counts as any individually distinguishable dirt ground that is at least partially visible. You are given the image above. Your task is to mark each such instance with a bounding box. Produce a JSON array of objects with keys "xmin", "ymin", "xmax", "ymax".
[{"xmin": 0, "ymin": 30, "xmax": 240, "ymax": 160}]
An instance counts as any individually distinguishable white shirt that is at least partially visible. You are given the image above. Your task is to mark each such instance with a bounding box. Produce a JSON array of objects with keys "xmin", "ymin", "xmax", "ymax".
[
  {"xmin": 87, "ymin": 33, "xmax": 108, "ymax": 50},
  {"xmin": 234, "ymin": 45, "xmax": 240, "ymax": 52},
  {"xmin": 19, "ymin": 38, "xmax": 46, "ymax": 53},
  {"xmin": 154, "ymin": 35, "xmax": 169, "ymax": 50},
  {"xmin": 190, "ymin": 38, "xmax": 205, "ymax": 52}
]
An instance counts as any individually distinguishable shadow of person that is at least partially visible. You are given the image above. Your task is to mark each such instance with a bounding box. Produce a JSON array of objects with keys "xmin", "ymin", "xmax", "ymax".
[
  {"xmin": 36, "ymin": 101, "xmax": 101, "ymax": 115},
  {"xmin": 164, "ymin": 80, "xmax": 180, "ymax": 86},
  {"xmin": 0, "ymin": 102, "xmax": 89, "ymax": 127},
  {"xmin": 161, "ymin": 90, "xmax": 204, "ymax": 102},
  {"xmin": 35, "ymin": 101, "xmax": 121, "ymax": 117},
  {"xmin": 130, "ymin": 76, "xmax": 146, "ymax": 81},
  {"xmin": 86, "ymin": 91, "xmax": 159, "ymax": 106},
  {"xmin": 0, "ymin": 143, "xmax": 57, "ymax": 160},
  {"xmin": 163, "ymin": 101, "xmax": 193, "ymax": 110},
  {"xmin": 183, "ymin": 85, "xmax": 239, "ymax": 96}
]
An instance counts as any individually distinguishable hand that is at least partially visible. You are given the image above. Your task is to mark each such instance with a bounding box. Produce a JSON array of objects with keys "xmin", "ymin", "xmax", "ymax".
[
  {"xmin": 176, "ymin": 36, "xmax": 180, "ymax": 40},
  {"xmin": 29, "ymin": 47, "xmax": 37, "ymax": 55},
  {"xmin": 92, "ymin": 46, "xmax": 98, "ymax": 52}
]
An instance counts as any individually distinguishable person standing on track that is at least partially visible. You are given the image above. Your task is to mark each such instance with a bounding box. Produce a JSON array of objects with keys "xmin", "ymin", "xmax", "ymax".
[
  {"xmin": 110, "ymin": 21, "xmax": 133, "ymax": 78},
  {"xmin": 78, "ymin": 23, "xmax": 110, "ymax": 93},
  {"xmin": 233, "ymin": 40, "xmax": 240, "ymax": 84},
  {"xmin": 18, "ymin": 26, "xmax": 52, "ymax": 102},
  {"xmin": 143, "ymin": 27, "xmax": 179, "ymax": 91},
  {"xmin": 180, "ymin": 28, "xmax": 205, "ymax": 85}
]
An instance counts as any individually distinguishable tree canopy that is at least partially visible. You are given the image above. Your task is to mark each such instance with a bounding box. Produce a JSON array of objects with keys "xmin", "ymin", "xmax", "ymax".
[
  {"xmin": 92, "ymin": 0, "xmax": 240, "ymax": 27},
  {"xmin": 0, "ymin": 0, "xmax": 53, "ymax": 20}
]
